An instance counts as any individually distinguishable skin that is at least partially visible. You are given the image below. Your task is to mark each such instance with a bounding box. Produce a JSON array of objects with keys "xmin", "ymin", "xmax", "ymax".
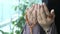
[
  {"xmin": 37, "ymin": 3, "xmax": 55, "ymax": 28},
  {"xmin": 25, "ymin": 3, "xmax": 55, "ymax": 34},
  {"xmin": 37, "ymin": 3, "xmax": 55, "ymax": 33},
  {"xmin": 25, "ymin": 3, "xmax": 55, "ymax": 28},
  {"xmin": 26, "ymin": 4, "xmax": 37, "ymax": 26},
  {"xmin": 25, "ymin": 4, "xmax": 38, "ymax": 34}
]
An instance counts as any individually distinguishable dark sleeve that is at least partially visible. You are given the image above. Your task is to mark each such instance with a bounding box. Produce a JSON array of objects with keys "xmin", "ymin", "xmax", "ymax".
[
  {"xmin": 50, "ymin": 23, "xmax": 58, "ymax": 34},
  {"xmin": 21, "ymin": 23, "xmax": 45, "ymax": 34}
]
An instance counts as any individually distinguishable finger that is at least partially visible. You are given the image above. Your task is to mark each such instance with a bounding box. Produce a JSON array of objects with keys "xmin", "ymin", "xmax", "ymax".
[
  {"xmin": 25, "ymin": 8, "xmax": 28, "ymax": 20},
  {"xmin": 29, "ymin": 4, "xmax": 35, "ymax": 15},
  {"xmin": 27, "ymin": 4, "xmax": 38, "ymax": 26},
  {"xmin": 50, "ymin": 9, "xmax": 55, "ymax": 19},
  {"xmin": 40, "ymin": 5, "xmax": 46, "ymax": 20},
  {"xmin": 46, "ymin": 9, "xmax": 55, "ymax": 25},
  {"xmin": 43, "ymin": 3, "xmax": 50, "ymax": 16},
  {"xmin": 37, "ymin": 4, "xmax": 42, "ymax": 23},
  {"xmin": 51, "ymin": 9, "xmax": 55, "ymax": 15},
  {"xmin": 32, "ymin": 4, "xmax": 38, "ymax": 24},
  {"xmin": 39, "ymin": 5, "xmax": 47, "ymax": 24},
  {"xmin": 47, "ymin": 9, "xmax": 55, "ymax": 21},
  {"xmin": 27, "ymin": 4, "xmax": 37, "ymax": 24},
  {"xmin": 26, "ymin": 14, "xmax": 29, "ymax": 25},
  {"xmin": 26, "ymin": 4, "xmax": 35, "ymax": 15},
  {"xmin": 24, "ymin": 8, "xmax": 28, "ymax": 19},
  {"xmin": 27, "ymin": 4, "xmax": 35, "ymax": 20},
  {"xmin": 29, "ymin": 4, "xmax": 35, "ymax": 12}
]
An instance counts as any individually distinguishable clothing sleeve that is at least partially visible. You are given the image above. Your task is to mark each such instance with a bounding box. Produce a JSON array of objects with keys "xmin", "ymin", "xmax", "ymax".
[
  {"xmin": 22, "ymin": 23, "xmax": 46, "ymax": 34},
  {"xmin": 21, "ymin": 23, "xmax": 58, "ymax": 34},
  {"xmin": 44, "ymin": 23, "xmax": 58, "ymax": 34},
  {"xmin": 22, "ymin": 23, "xmax": 42, "ymax": 34},
  {"xmin": 50, "ymin": 23, "xmax": 58, "ymax": 34}
]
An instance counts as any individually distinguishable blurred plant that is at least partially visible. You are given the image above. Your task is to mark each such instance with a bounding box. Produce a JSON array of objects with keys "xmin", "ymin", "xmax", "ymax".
[
  {"xmin": 0, "ymin": 0, "xmax": 42, "ymax": 34},
  {"xmin": 0, "ymin": 30, "xmax": 9, "ymax": 34}
]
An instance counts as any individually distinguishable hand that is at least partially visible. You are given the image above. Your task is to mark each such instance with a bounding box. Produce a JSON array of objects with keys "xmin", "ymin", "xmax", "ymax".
[
  {"xmin": 37, "ymin": 3, "xmax": 55, "ymax": 27},
  {"xmin": 25, "ymin": 4, "xmax": 37, "ymax": 26},
  {"xmin": 25, "ymin": 4, "xmax": 38, "ymax": 34}
]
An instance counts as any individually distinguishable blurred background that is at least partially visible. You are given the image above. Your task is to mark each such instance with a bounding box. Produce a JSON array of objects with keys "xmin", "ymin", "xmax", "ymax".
[{"xmin": 0, "ymin": 0, "xmax": 42, "ymax": 34}]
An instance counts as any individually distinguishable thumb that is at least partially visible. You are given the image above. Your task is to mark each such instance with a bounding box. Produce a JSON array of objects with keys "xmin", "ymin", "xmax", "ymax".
[
  {"xmin": 50, "ymin": 9, "xmax": 55, "ymax": 19},
  {"xmin": 51, "ymin": 9, "xmax": 54, "ymax": 15}
]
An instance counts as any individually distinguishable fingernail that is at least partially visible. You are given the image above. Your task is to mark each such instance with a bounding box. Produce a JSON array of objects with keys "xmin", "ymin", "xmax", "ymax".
[
  {"xmin": 42, "ymin": 2, "xmax": 45, "ymax": 5},
  {"xmin": 51, "ymin": 9, "xmax": 54, "ymax": 13}
]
